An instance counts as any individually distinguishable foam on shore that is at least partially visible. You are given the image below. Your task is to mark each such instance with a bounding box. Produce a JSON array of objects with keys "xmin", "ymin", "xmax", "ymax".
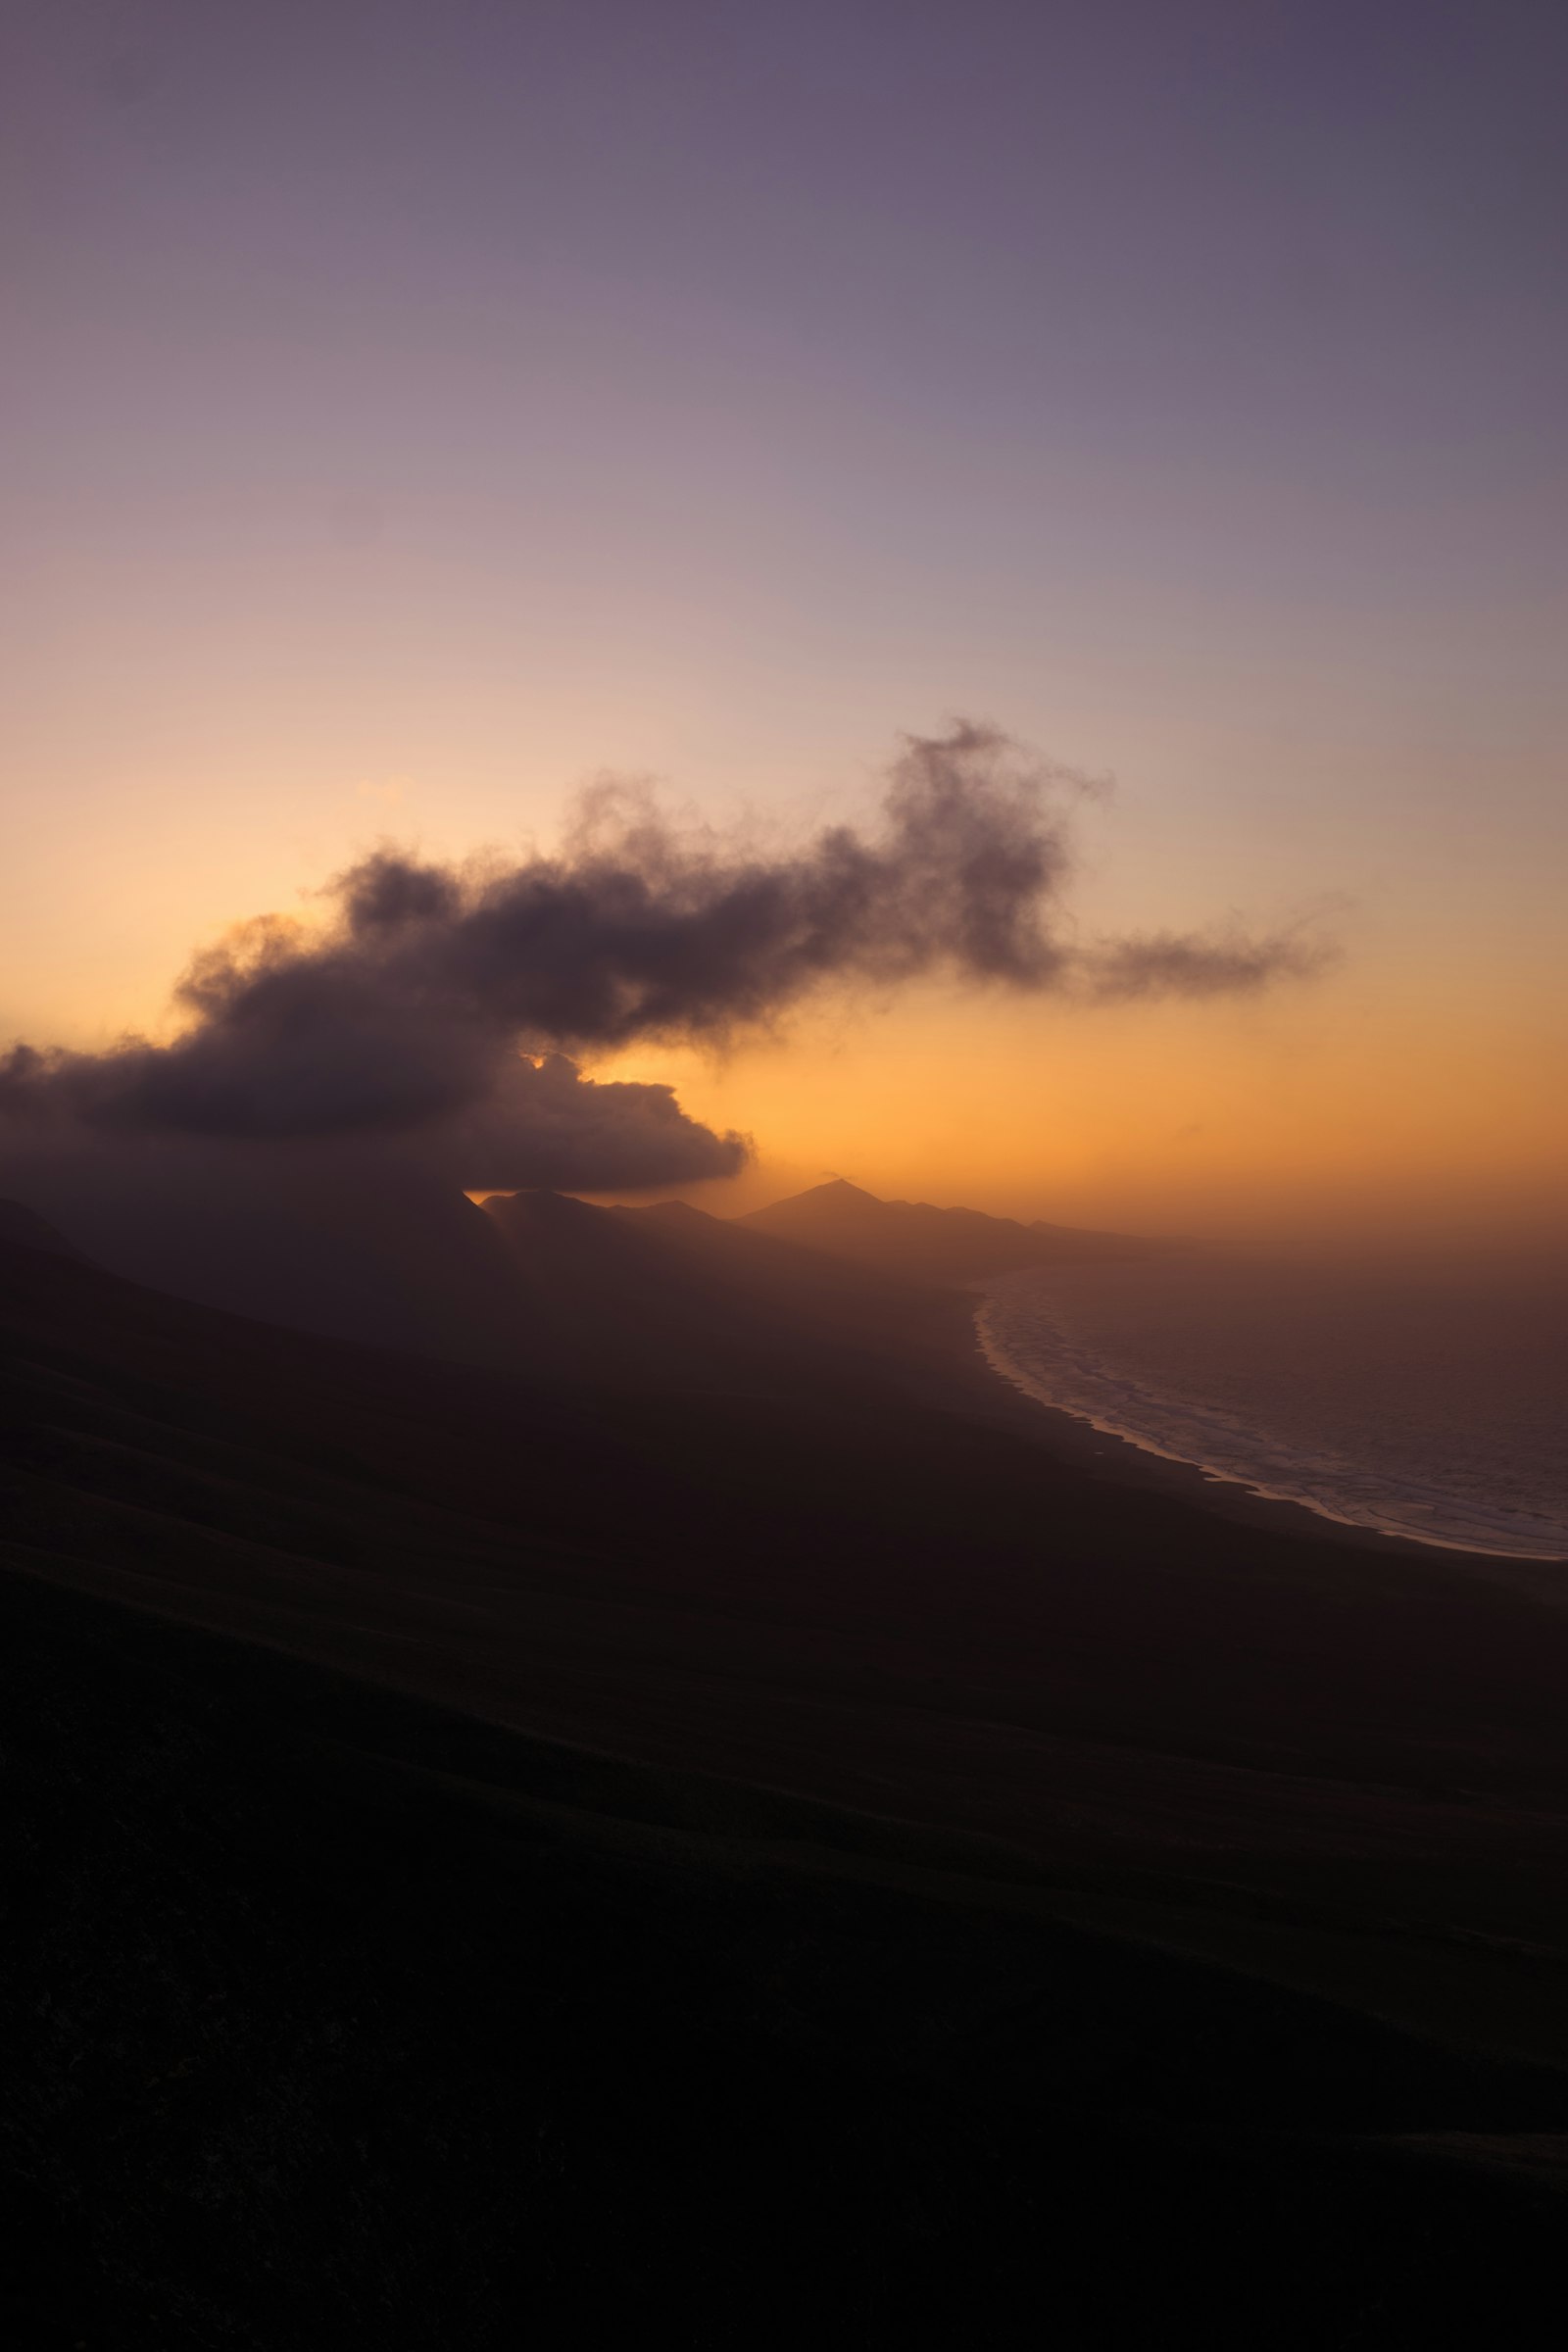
[{"xmin": 977, "ymin": 1267, "xmax": 1568, "ymax": 1565}]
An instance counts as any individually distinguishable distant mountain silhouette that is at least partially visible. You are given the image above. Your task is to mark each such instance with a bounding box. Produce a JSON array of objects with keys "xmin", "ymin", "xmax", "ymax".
[
  {"xmin": 1, "ymin": 1165, "xmax": 1152, "ymax": 1377},
  {"xmin": 479, "ymin": 1187, "xmax": 963, "ymax": 1396},
  {"xmin": 738, "ymin": 1177, "xmax": 1153, "ymax": 1281},
  {"xmin": 2, "ymin": 1164, "xmax": 965, "ymax": 1393}
]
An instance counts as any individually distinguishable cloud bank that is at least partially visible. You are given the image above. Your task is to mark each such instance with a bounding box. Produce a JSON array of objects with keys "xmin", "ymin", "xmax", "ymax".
[{"xmin": 1, "ymin": 723, "xmax": 1329, "ymax": 1193}]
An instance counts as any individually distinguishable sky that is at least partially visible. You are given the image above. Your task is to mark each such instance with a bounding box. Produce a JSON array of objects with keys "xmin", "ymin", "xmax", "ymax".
[{"xmin": 3, "ymin": 0, "xmax": 1565, "ymax": 1235}]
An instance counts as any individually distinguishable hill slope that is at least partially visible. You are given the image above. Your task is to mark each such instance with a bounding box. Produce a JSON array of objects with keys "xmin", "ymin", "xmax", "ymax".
[
  {"xmin": 0, "ymin": 1198, "xmax": 85, "ymax": 1260},
  {"xmin": 6, "ymin": 1221, "xmax": 1568, "ymax": 2060},
  {"xmin": 479, "ymin": 1186, "xmax": 967, "ymax": 1396},
  {"xmin": 8, "ymin": 1565, "xmax": 1568, "ymax": 2349},
  {"xmin": 6, "ymin": 1229, "xmax": 1568, "ymax": 2341}
]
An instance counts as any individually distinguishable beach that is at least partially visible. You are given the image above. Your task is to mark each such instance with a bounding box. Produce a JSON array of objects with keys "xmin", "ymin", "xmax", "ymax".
[{"xmin": 970, "ymin": 1250, "xmax": 1568, "ymax": 1573}]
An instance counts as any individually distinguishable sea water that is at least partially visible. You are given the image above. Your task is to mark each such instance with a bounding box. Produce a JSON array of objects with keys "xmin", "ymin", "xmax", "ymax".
[{"xmin": 977, "ymin": 1245, "xmax": 1568, "ymax": 1561}]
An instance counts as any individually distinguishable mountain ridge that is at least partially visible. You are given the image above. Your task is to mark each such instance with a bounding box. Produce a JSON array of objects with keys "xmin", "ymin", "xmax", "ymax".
[
  {"xmin": 736, "ymin": 1176, "xmax": 1155, "ymax": 1282},
  {"xmin": 478, "ymin": 1183, "xmax": 966, "ymax": 1396}
]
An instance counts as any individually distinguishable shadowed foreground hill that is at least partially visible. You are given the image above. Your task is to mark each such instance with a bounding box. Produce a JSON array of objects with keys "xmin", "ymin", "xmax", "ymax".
[
  {"xmin": 739, "ymin": 1176, "xmax": 1154, "ymax": 1281},
  {"xmin": 5, "ymin": 1220, "xmax": 1568, "ymax": 2342},
  {"xmin": 8, "ymin": 1571, "xmax": 1568, "ymax": 2351}
]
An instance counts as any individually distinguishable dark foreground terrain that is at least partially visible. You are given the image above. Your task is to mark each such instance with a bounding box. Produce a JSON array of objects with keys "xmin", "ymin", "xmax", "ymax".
[
  {"xmin": 4, "ymin": 1219, "xmax": 1568, "ymax": 2344},
  {"xmin": 9, "ymin": 1573, "xmax": 1568, "ymax": 2351}
]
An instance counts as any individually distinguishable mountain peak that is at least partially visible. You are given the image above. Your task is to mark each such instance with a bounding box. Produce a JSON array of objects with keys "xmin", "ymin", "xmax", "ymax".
[{"xmin": 738, "ymin": 1181, "xmax": 1151, "ymax": 1282}]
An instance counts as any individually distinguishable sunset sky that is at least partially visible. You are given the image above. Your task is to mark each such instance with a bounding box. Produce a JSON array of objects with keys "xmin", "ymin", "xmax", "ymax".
[{"xmin": 5, "ymin": 1, "xmax": 1565, "ymax": 1235}]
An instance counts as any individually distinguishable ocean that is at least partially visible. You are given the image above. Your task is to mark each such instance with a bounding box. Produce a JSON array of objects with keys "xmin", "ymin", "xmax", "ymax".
[{"xmin": 977, "ymin": 1244, "xmax": 1568, "ymax": 1561}]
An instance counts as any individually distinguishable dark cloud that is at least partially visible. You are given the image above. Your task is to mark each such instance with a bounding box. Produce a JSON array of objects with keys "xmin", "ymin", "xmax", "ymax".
[
  {"xmin": 442, "ymin": 1053, "xmax": 748, "ymax": 1192},
  {"xmin": 1083, "ymin": 925, "xmax": 1337, "ymax": 1003},
  {"xmin": 0, "ymin": 722, "xmax": 1329, "ymax": 1192}
]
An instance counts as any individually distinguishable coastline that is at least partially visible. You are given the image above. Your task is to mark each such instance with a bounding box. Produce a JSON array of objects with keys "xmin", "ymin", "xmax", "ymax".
[{"xmin": 934, "ymin": 1281, "xmax": 1568, "ymax": 1599}]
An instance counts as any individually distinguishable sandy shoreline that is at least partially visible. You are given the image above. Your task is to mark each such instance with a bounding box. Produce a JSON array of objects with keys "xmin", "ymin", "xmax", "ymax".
[{"xmin": 936, "ymin": 1283, "xmax": 1568, "ymax": 1601}]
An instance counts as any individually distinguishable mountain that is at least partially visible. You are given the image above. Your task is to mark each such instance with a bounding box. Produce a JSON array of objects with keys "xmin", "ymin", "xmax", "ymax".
[
  {"xmin": 478, "ymin": 1187, "xmax": 965, "ymax": 1396},
  {"xmin": 2, "ymin": 1155, "xmax": 539, "ymax": 1366},
  {"xmin": 8, "ymin": 1158, "xmax": 951, "ymax": 1391},
  {"xmin": 5, "ymin": 1159, "xmax": 1142, "ymax": 1388},
  {"xmin": 5, "ymin": 1154, "xmax": 976, "ymax": 1393},
  {"xmin": 738, "ymin": 1177, "xmax": 1154, "ymax": 1282}
]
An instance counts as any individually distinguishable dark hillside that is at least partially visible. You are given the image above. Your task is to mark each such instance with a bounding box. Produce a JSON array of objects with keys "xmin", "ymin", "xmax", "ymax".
[
  {"xmin": 480, "ymin": 1186, "xmax": 964, "ymax": 1394},
  {"xmin": 5, "ymin": 1229, "xmax": 1568, "ymax": 2055},
  {"xmin": 7, "ymin": 1225, "xmax": 1568, "ymax": 2340},
  {"xmin": 5, "ymin": 1568, "xmax": 1567, "ymax": 2350}
]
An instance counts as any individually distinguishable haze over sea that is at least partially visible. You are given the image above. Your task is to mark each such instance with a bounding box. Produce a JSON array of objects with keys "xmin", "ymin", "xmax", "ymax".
[{"xmin": 979, "ymin": 1244, "xmax": 1568, "ymax": 1561}]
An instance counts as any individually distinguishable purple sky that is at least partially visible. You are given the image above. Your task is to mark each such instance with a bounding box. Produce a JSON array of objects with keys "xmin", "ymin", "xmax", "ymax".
[{"xmin": 3, "ymin": 1, "xmax": 1565, "ymax": 1224}]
